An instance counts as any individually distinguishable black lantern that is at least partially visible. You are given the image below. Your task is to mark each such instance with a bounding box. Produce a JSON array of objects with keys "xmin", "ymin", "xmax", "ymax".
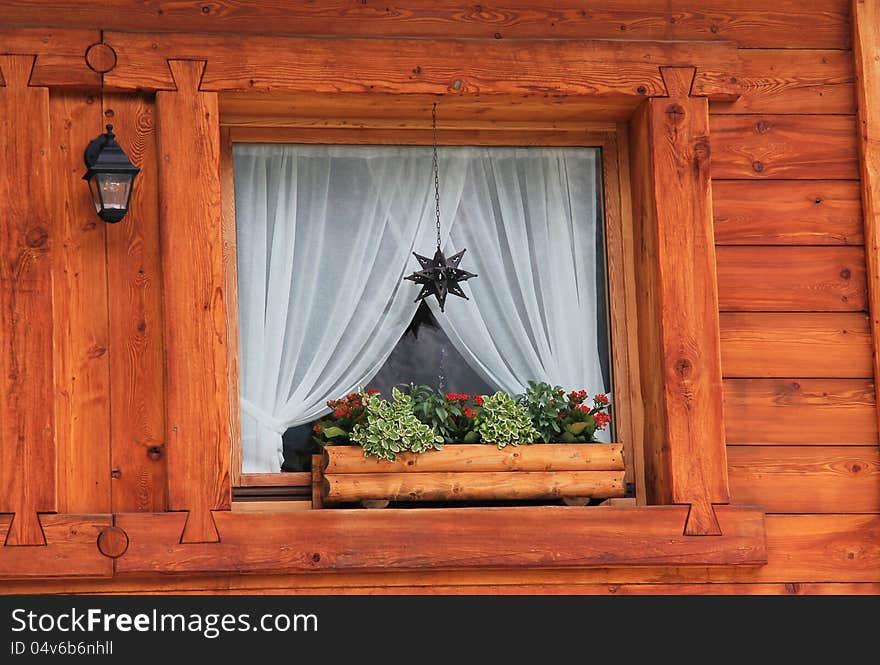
[{"xmin": 82, "ymin": 124, "xmax": 140, "ymax": 223}]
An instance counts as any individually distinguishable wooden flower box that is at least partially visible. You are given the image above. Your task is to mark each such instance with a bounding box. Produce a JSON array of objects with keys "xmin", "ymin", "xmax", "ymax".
[{"xmin": 316, "ymin": 443, "xmax": 625, "ymax": 507}]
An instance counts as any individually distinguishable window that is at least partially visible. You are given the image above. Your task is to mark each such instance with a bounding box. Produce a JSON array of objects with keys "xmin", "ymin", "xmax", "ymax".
[{"xmin": 232, "ymin": 142, "xmax": 612, "ymax": 476}]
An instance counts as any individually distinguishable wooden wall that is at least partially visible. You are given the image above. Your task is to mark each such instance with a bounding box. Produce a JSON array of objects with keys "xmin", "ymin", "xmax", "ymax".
[{"xmin": 0, "ymin": 0, "xmax": 877, "ymax": 594}]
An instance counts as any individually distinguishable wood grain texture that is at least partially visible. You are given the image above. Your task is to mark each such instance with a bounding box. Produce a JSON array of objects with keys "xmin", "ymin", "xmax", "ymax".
[
  {"xmin": 0, "ymin": 28, "xmax": 99, "ymax": 87},
  {"xmin": 50, "ymin": 90, "xmax": 111, "ymax": 514},
  {"xmin": 0, "ymin": 515, "xmax": 111, "ymax": 578},
  {"xmin": 220, "ymin": 92, "xmax": 639, "ymax": 128},
  {"xmin": 629, "ymin": 101, "xmax": 670, "ymax": 507},
  {"xmin": 728, "ymin": 445, "xmax": 880, "ymax": 513},
  {"xmin": 114, "ymin": 505, "xmax": 766, "ymax": 574},
  {"xmin": 323, "ymin": 444, "xmax": 624, "ymax": 474},
  {"xmin": 0, "ymin": 1, "xmax": 850, "ymax": 48},
  {"xmin": 6, "ymin": 514, "xmax": 880, "ymax": 589},
  {"xmin": 710, "ymin": 115, "xmax": 860, "ymax": 180},
  {"xmin": 716, "ymin": 246, "xmax": 867, "ymax": 311},
  {"xmin": 104, "ymin": 93, "xmax": 167, "ymax": 513},
  {"xmin": 103, "ymin": 31, "xmax": 740, "ymax": 100},
  {"xmin": 156, "ymin": 61, "xmax": 231, "ymax": 543},
  {"xmin": 632, "ymin": 71, "xmax": 729, "ymax": 535},
  {"xmin": 0, "ymin": 55, "xmax": 54, "ymax": 546},
  {"xmin": 723, "ymin": 378, "xmax": 878, "ymax": 444},
  {"xmin": 719, "ymin": 312, "xmax": 873, "ymax": 378},
  {"xmin": 709, "ymin": 49, "xmax": 855, "ymax": 115},
  {"xmin": 323, "ymin": 471, "xmax": 626, "ymax": 503},
  {"xmin": 853, "ymin": 0, "xmax": 880, "ymax": 449},
  {"xmin": 713, "ymin": 180, "xmax": 863, "ymax": 245}
]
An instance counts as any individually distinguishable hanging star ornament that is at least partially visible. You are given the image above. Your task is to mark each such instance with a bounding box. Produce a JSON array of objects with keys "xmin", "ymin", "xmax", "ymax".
[{"xmin": 404, "ymin": 247, "xmax": 477, "ymax": 312}]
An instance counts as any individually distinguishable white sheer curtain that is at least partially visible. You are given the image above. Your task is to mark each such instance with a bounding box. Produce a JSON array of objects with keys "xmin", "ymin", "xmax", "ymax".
[
  {"xmin": 234, "ymin": 144, "xmax": 468, "ymax": 472},
  {"xmin": 430, "ymin": 147, "xmax": 604, "ymax": 394},
  {"xmin": 234, "ymin": 144, "xmax": 605, "ymax": 472}
]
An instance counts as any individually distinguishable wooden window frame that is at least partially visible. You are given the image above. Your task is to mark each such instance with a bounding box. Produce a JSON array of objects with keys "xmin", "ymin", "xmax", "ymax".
[
  {"xmin": 0, "ymin": 30, "xmax": 769, "ymax": 576},
  {"xmin": 221, "ymin": 116, "xmax": 645, "ymax": 506}
]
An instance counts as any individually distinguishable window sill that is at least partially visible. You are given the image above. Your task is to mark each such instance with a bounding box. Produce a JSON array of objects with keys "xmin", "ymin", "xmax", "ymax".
[{"xmin": 112, "ymin": 504, "xmax": 767, "ymax": 575}]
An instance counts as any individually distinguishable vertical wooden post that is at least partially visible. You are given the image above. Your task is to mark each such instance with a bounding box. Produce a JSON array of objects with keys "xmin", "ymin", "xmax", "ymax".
[
  {"xmin": 629, "ymin": 67, "xmax": 729, "ymax": 535},
  {"xmin": 50, "ymin": 90, "xmax": 112, "ymax": 514},
  {"xmin": 853, "ymin": 0, "xmax": 880, "ymax": 441},
  {"xmin": 156, "ymin": 60, "xmax": 231, "ymax": 543},
  {"xmin": 105, "ymin": 92, "xmax": 168, "ymax": 513},
  {"xmin": 0, "ymin": 55, "xmax": 55, "ymax": 545}
]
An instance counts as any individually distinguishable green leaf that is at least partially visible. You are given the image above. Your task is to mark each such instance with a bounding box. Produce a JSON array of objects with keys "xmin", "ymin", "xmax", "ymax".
[{"xmin": 322, "ymin": 426, "xmax": 348, "ymax": 439}]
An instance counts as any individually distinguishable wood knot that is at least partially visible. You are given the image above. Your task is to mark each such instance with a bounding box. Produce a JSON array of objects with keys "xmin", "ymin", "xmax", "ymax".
[
  {"xmin": 840, "ymin": 268, "xmax": 851, "ymax": 279},
  {"xmin": 665, "ymin": 103, "xmax": 686, "ymax": 125},
  {"xmin": 25, "ymin": 227, "xmax": 49, "ymax": 248},
  {"xmin": 311, "ymin": 552, "xmax": 321, "ymax": 563},
  {"xmin": 97, "ymin": 526, "xmax": 129, "ymax": 559},
  {"xmin": 755, "ymin": 119, "xmax": 772, "ymax": 134},
  {"xmin": 147, "ymin": 445, "xmax": 164, "ymax": 461},
  {"xmin": 752, "ymin": 160, "xmax": 764, "ymax": 173},
  {"xmin": 85, "ymin": 43, "xmax": 118, "ymax": 74},
  {"xmin": 674, "ymin": 358, "xmax": 692, "ymax": 377},
  {"xmin": 86, "ymin": 344, "xmax": 107, "ymax": 359},
  {"xmin": 636, "ymin": 85, "xmax": 647, "ymax": 95},
  {"xmin": 693, "ymin": 140, "xmax": 711, "ymax": 162}
]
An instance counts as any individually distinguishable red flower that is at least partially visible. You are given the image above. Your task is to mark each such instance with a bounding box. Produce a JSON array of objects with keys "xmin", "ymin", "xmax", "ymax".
[
  {"xmin": 595, "ymin": 393, "xmax": 609, "ymax": 405},
  {"xmin": 579, "ymin": 405, "xmax": 589, "ymax": 413},
  {"xmin": 334, "ymin": 408, "xmax": 345, "ymax": 417},
  {"xmin": 445, "ymin": 392, "xmax": 456, "ymax": 400},
  {"xmin": 367, "ymin": 388, "xmax": 379, "ymax": 394},
  {"xmin": 462, "ymin": 407, "xmax": 475, "ymax": 418},
  {"xmin": 474, "ymin": 395, "xmax": 484, "ymax": 406},
  {"xmin": 313, "ymin": 424, "xmax": 321, "ymax": 432},
  {"xmin": 594, "ymin": 412, "xmax": 611, "ymax": 429}
]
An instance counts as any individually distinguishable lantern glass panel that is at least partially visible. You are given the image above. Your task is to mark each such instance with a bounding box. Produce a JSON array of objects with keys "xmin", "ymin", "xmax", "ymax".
[{"xmin": 95, "ymin": 173, "xmax": 133, "ymax": 210}]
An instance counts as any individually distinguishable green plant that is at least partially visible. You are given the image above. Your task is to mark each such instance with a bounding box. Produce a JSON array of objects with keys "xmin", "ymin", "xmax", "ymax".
[
  {"xmin": 473, "ymin": 391, "xmax": 539, "ymax": 449},
  {"xmin": 410, "ymin": 385, "xmax": 482, "ymax": 443},
  {"xmin": 350, "ymin": 388, "xmax": 444, "ymax": 461},
  {"xmin": 517, "ymin": 381, "xmax": 567, "ymax": 442}
]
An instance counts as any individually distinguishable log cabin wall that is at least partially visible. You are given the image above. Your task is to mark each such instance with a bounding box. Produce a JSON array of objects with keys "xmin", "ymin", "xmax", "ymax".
[{"xmin": 0, "ymin": 0, "xmax": 878, "ymax": 593}]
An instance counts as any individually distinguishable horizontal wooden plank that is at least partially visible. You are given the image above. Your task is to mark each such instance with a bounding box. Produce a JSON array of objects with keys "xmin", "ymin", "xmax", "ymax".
[
  {"xmin": 728, "ymin": 445, "xmax": 880, "ymax": 513},
  {"xmin": 723, "ymin": 378, "xmax": 878, "ymax": 444},
  {"xmin": 719, "ymin": 312, "xmax": 873, "ymax": 378},
  {"xmin": 323, "ymin": 444, "xmax": 624, "ymax": 474},
  {"xmin": 710, "ymin": 115, "xmax": 860, "ymax": 180},
  {"xmin": 0, "ymin": 1, "xmax": 850, "ymax": 49},
  {"xmin": 0, "ymin": 515, "xmax": 112, "ymax": 579},
  {"xmin": 238, "ymin": 473, "xmax": 311, "ymax": 487},
  {"xmin": 5, "ymin": 514, "xmax": 879, "ymax": 588},
  {"xmin": 713, "ymin": 180, "xmax": 864, "ymax": 245},
  {"xmin": 0, "ymin": 28, "xmax": 100, "ymax": 86},
  {"xmin": 228, "ymin": 126, "xmax": 612, "ymax": 146},
  {"xmin": 323, "ymin": 471, "xmax": 626, "ymax": 503},
  {"xmin": 709, "ymin": 49, "xmax": 855, "ymax": 115},
  {"xmin": 716, "ymin": 246, "xmax": 867, "ymax": 311},
  {"xmin": 221, "ymin": 91, "xmax": 636, "ymax": 128},
  {"xmin": 104, "ymin": 31, "xmax": 740, "ymax": 100},
  {"xmin": 114, "ymin": 505, "xmax": 766, "ymax": 574}
]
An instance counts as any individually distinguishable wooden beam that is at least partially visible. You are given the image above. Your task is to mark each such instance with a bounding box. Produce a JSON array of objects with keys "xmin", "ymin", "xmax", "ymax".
[
  {"xmin": 0, "ymin": 515, "xmax": 112, "ymax": 578},
  {"xmin": 716, "ymin": 246, "xmax": 867, "ymax": 312},
  {"xmin": 0, "ymin": 1, "xmax": 850, "ymax": 49},
  {"xmin": 114, "ymin": 505, "xmax": 766, "ymax": 574},
  {"xmin": 628, "ymin": 67, "xmax": 728, "ymax": 535},
  {"xmin": 0, "ymin": 28, "xmax": 100, "ymax": 87},
  {"xmin": 156, "ymin": 61, "xmax": 231, "ymax": 543},
  {"xmin": 104, "ymin": 93, "xmax": 167, "ymax": 513},
  {"xmin": 728, "ymin": 445, "xmax": 880, "ymax": 513},
  {"xmin": 0, "ymin": 55, "xmax": 54, "ymax": 546},
  {"xmin": 103, "ymin": 31, "xmax": 741, "ymax": 101},
  {"xmin": 50, "ymin": 90, "xmax": 111, "ymax": 514},
  {"xmin": 853, "ymin": 0, "xmax": 880, "ymax": 446},
  {"xmin": 720, "ymin": 312, "xmax": 873, "ymax": 379},
  {"xmin": 713, "ymin": 181, "xmax": 863, "ymax": 246},
  {"xmin": 723, "ymin": 378, "xmax": 877, "ymax": 444},
  {"xmin": 710, "ymin": 115, "xmax": 860, "ymax": 180}
]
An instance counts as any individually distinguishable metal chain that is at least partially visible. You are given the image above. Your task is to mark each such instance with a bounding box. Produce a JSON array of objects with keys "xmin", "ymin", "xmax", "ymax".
[{"xmin": 432, "ymin": 102, "xmax": 442, "ymax": 250}]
